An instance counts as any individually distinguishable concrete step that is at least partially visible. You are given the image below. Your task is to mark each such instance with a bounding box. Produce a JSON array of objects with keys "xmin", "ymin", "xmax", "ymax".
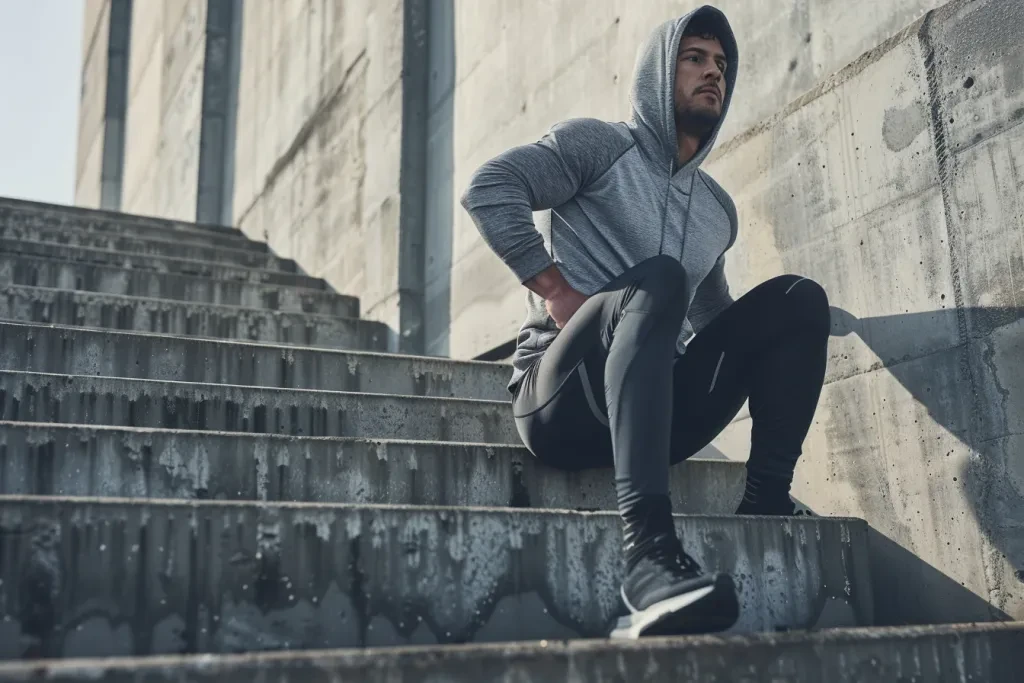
[
  {"xmin": 0, "ymin": 222, "xmax": 297, "ymax": 272},
  {"xmin": 0, "ymin": 371, "xmax": 517, "ymax": 442},
  {"xmin": 0, "ymin": 423, "xmax": 741, "ymax": 511},
  {"xmin": 0, "ymin": 254, "xmax": 358, "ymax": 316},
  {"xmin": 0, "ymin": 322, "xmax": 505, "ymax": 399},
  {"xmin": 0, "ymin": 238, "xmax": 322, "ymax": 289},
  {"xmin": 0, "ymin": 495, "xmax": 872, "ymax": 658},
  {"xmin": 0, "ymin": 286, "xmax": 374, "ymax": 349},
  {"xmin": 2, "ymin": 623, "xmax": 1020, "ymax": 682},
  {"xmin": 0, "ymin": 198, "xmax": 262, "ymax": 251}
]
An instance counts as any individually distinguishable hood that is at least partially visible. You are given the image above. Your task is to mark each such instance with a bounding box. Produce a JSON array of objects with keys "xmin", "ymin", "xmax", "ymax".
[{"xmin": 629, "ymin": 5, "xmax": 739, "ymax": 176}]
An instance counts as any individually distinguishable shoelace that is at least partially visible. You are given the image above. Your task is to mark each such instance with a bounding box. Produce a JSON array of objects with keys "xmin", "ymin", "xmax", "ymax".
[{"xmin": 647, "ymin": 534, "xmax": 701, "ymax": 577}]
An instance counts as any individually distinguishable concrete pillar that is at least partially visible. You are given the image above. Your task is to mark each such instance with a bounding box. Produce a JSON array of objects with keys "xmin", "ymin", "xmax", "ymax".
[
  {"xmin": 99, "ymin": 0, "xmax": 132, "ymax": 210},
  {"xmin": 397, "ymin": 0, "xmax": 430, "ymax": 354},
  {"xmin": 196, "ymin": 0, "xmax": 243, "ymax": 225}
]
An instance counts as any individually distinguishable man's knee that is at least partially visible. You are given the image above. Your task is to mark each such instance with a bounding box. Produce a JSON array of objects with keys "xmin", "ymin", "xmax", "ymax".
[
  {"xmin": 635, "ymin": 255, "xmax": 689, "ymax": 295},
  {"xmin": 775, "ymin": 275, "xmax": 830, "ymax": 337}
]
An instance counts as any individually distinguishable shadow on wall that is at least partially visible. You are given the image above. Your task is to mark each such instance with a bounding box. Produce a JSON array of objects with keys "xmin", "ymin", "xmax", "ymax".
[{"xmin": 826, "ymin": 304, "xmax": 1022, "ymax": 624}]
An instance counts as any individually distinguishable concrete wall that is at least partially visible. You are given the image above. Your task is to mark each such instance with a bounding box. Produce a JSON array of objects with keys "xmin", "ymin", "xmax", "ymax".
[
  {"xmin": 448, "ymin": 0, "xmax": 947, "ymax": 358},
  {"xmin": 231, "ymin": 0, "xmax": 408, "ymax": 344},
  {"xmin": 120, "ymin": 0, "xmax": 207, "ymax": 220},
  {"xmin": 75, "ymin": 0, "xmax": 111, "ymax": 208},
  {"xmin": 705, "ymin": 0, "xmax": 1024, "ymax": 622}
]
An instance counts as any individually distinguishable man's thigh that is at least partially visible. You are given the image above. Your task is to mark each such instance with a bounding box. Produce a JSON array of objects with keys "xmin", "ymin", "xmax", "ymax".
[{"xmin": 668, "ymin": 308, "xmax": 752, "ymax": 463}]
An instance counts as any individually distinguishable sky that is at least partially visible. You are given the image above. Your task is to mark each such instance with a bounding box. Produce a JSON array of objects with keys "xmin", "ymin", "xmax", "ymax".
[{"xmin": 0, "ymin": 0, "xmax": 84, "ymax": 205}]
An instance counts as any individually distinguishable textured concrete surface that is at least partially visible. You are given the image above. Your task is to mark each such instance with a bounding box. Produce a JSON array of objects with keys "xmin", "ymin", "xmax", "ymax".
[
  {"xmin": 232, "ymin": 0, "xmax": 408, "ymax": 346},
  {"xmin": 0, "ymin": 372, "xmax": 517, "ymax": 443},
  {"xmin": 0, "ymin": 238, "xmax": 323, "ymax": 290},
  {"xmin": 0, "ymin": 496, "xmax": 871, "ymax": 658},
  {"xmin": 702, "ymin": 0, "xmax": 1024, "ymax": 622},
  {"xmin": 0, "ymin": 422, "xmax": 741, "ymax": 512},
  {"xmin": 0, "ymin": 255, "xmax": 355, "ymax": 315},
  {"xmin": 0, "ymin": 199, "xmax": 258, "ymax": 252},
  {"xmin": 0, "ymin": 322, "xmax": 506, "ymax": 399},
  {"xmin": 0, "ymin": 222, "xmax": 297, "ymax": 272},
  {"xmin": 2, "ymin": 623, "xmax": 1021, "ymax": 682},
  {"xmin": 119, "ymin": 0, "xmax": 207, "ymax": 219},
  {"xmin": 0, "ymin": 287, "xmax": 373, "ymax": 349},
  {"xmin": 75, "ymin": 0, "xmax": 112, "ymax": 209}
]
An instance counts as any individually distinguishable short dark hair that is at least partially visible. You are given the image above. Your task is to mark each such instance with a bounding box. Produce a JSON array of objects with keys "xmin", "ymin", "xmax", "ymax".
[{"xmin": 682, "ymin": 15, "xmax": 724, "ymax": 46}]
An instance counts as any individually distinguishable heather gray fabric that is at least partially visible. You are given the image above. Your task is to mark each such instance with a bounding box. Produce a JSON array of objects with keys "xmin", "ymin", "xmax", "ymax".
[{"xmin": 460, "ymin": 5, "xmax": 740, "ymax": 391}]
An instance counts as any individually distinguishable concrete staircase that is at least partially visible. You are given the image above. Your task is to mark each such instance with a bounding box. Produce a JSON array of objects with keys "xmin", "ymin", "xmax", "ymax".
[{"xmin": 0, "ymin": 196, "xmax": 1018, "ymax": 681}]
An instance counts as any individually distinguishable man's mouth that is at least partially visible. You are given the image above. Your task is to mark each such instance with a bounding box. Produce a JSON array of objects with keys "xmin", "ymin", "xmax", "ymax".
[{"xmin": 696, "ymin": 87, "xmax": 720, "ymax": 100}]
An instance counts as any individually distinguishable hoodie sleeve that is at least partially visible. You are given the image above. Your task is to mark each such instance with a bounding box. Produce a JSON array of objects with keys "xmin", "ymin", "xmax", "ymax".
[{"xmin": 460, "ymin": 117, "xmax": 632, "ymax": 284}]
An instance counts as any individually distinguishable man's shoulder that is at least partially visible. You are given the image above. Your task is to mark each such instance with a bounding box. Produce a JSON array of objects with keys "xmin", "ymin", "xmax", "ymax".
[{"xmin": 547, "ymin": 117, "xmax": 635, "ymax": 159}]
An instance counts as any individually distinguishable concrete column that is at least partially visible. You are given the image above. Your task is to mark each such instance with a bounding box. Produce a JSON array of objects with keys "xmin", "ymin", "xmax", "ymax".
[
  {"xmin": 423, "ymin": 0, "xmax": 455, "ymax": 357},
  {"xmin": 196, "ymin": 0, "xmax": 243, "ymax": 225},
  {"xmin": 99, "ymin": 0, "xmax": 132, "ymax": 210},
  {"xmin": 397, "ymin": 0, "xmax": 430, "ymax": 354}
]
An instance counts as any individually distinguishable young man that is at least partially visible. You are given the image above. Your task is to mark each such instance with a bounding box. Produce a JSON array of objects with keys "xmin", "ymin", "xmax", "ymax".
[{"xmin": 461, "ymin": 6, "xmax": 830, "ymax": 638}]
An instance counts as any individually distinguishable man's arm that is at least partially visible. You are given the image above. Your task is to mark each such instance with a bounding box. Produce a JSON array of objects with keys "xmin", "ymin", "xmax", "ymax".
[{"xmin": 460, "ymin": 118, "xmax": 630, "ymax": 290}]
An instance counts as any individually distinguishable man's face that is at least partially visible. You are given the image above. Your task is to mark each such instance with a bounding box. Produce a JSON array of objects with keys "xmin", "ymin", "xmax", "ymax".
[{"xmin": 674, "ymin": 34, "xmax": 728, "ymax": 134}]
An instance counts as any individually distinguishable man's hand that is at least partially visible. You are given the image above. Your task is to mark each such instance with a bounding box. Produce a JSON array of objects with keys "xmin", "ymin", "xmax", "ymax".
[
  {"xmin": 525, "ymin": 264, "xmax": 590, "ymax": 329},
  {"xmin": 545, "ymin": 286, "xmax": 589, "ymax": 329}
]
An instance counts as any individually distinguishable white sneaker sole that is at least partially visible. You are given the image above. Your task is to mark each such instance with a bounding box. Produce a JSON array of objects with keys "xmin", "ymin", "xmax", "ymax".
[{"xmin": 608, "ymin": 583, "xmax": 718, "ymax": 640}]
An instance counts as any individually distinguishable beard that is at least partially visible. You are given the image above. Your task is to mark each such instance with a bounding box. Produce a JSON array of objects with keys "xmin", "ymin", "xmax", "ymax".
[{"xmin": 675, "ymin": 98, "xmax": 721, "ymax": 138}]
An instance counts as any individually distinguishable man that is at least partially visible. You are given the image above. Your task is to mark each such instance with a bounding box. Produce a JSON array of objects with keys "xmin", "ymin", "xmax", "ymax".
[{"xmin": 461, "ymin": 6, "xmax": 830, "ymax": 638}]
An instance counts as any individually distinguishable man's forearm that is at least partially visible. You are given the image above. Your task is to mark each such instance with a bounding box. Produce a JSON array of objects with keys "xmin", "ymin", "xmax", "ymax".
[{"xmin": 525, "ymin": 264, "xmax": 573, "ymax": 300}]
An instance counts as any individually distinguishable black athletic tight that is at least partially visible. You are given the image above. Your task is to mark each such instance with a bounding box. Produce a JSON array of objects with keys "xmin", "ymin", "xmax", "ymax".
[{"xmin": 511, "ymin": 255, "xmax": 830, "ymax": 512}]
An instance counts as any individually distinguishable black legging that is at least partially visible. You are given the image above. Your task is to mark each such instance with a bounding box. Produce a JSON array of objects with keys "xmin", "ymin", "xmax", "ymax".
[{"xmin": 512, "ymin": 255, "xmax": 830, "ymax": 511}]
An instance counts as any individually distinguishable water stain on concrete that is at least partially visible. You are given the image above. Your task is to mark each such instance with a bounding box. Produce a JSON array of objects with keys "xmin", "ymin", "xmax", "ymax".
[{"xmin": 882, "ymin": 100, "xmax": 929, "ymax": 152}]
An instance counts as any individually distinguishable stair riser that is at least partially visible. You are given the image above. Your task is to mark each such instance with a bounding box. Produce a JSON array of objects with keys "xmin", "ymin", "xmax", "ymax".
[
  {"xmin": 0, "ymin": 498, "xmax": 872, "ymax": 659},
  {"xmin": 0, "ymin": 287, "xmax": 370, "ymax": 349},
  {"xmin": 0, "ymin": 205, "xmax": 262, "ymax": 252},
  {"xmin": 0, "ymin": 224, "xmax": 295, "ymax": 271},
  {"xmin": 1, "ymin": 627, "xmax": 1018, "ymax": 682},
  {"xmin": 0, "ymin": 257, "xmax": 356, "ymax": 315},
  {"xmin": 0, "ymin": 323, "xmax": 504, "ymax": 399},
  {"xmin": 0, "ymin": 239, "xmax": 323, "ymax": 289},
  {"xmin": 0, "ymin": 425, "xmax": 742, "ymax": 511},
  {"xmin": 0, "ymin": 373, "xmax": 517, "ymax": 443}
]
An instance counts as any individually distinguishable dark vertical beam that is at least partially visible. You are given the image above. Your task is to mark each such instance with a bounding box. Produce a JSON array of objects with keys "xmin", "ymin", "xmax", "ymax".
[
  {"xmin": 196, "ymin": 0, "xmax": 243, "ymax": 225},
  {"xmin": 423, "ymin": 0, "xmax": 455, "ymax": 357},
  {"xmin": 99, "ymin": 0, "xmax": 132, "ymax": 210},
  {"xmin": 397, "ymin": 0, "xmax": 430, "ymax": 354}
]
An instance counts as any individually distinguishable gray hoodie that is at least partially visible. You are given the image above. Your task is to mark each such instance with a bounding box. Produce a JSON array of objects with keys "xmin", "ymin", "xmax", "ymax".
[{"xmin": 461, "ymin": 5, "xmax": 740, "ymax": 392}]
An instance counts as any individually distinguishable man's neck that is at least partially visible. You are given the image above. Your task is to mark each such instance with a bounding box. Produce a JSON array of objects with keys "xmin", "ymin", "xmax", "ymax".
[{"xmin": 677, "ymin": 130, "xmax": 702, "ymax": 168}]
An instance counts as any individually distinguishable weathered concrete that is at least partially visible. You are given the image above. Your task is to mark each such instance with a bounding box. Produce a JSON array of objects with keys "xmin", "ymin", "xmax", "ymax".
[
  {"xmin": 702, "ymin": 0, "xmax": 1024, "ymax": 622},
  {"xmin": 0, "ymin": 372, "xmax": 517, "ymax": 443},
  {"xmin": 0, "ymin": 287, "xmax": 372, "ymax": 350},
  {"xmin": 75, "ymin": 0, "xmax": 111, "ymax": 209},
  {"xmin": 0, "ymin": 496, "xmax": 872, "ymax": 658},
  {"xmin": 0, "ymin": 222, "xmax": 296, "ymax": 272},
  {"xmin": 0, "ymin": 238, "xmax": 323, "ymax": 290},
  {"xmin": 232, "ymin": 0, "xmax": 409, "ymax": 349},
  {"xmin": 0, "ymin": 323, "xmax": 506, "ymax": 399},
  {"xmin": 0, "ymin": 255, "xmax": 355, "ymax": 315},
  {"xmin": 3, "ymin": 623, "xmax": 1022, "ymax": 682},
  {"xmin": 0, "ymin": 199, "xmax": 258, "ymax": 252},
  {"xmin": 0, "ymin": 423, "xmax": 741, "ymax": 512}
]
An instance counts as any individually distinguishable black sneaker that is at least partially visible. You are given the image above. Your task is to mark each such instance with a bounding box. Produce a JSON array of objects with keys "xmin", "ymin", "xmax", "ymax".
[
  {"xmin": 609, "ymin": 497, "xmax": 739, "ymax": 639},
  {"xmin": 734, "ymin": 495, "xmax": 815, "ymax": 516}
]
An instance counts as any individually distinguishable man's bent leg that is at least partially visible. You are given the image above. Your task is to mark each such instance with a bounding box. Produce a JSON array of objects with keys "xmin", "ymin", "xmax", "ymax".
[
  {"xmin": 514, "ymin": 255, "xmax": 739, "ymax": 637},
  {"xmin": 663, "ymin": 274, "xmax": 829, "ymax": 514}
]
